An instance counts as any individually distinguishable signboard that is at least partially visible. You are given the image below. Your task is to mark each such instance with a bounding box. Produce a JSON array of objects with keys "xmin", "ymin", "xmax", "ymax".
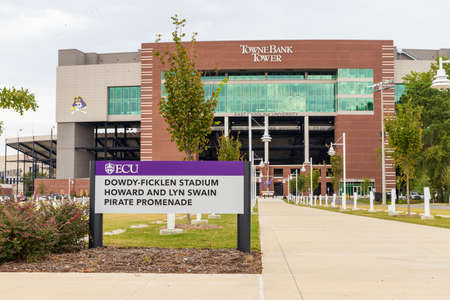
[
  {"xmin": 94, "ymin": 161, "xmax": 244, "ymax": 214},
  {"xmin": 240, "ymin": 44, "xmax": 294, "ymax": 63}
]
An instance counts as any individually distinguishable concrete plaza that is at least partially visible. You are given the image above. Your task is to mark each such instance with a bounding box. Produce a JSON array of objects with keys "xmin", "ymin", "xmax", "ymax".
[
  {"xmin": 260, "ymin": 199, "xmax": 450, "ymax": 299},
  {"xmin": 1, "ymin": 199, "xmax": 449, "ymax": 299}
]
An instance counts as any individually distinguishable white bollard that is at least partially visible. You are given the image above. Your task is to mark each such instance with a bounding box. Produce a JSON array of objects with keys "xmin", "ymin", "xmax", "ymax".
[
  {"xmin": 192, "ymin": 213, "xmax": 208, "ymax": 224},
  {"xmin": 160, "ymin": 213, "xmax": 183, "ymax": 235},
  {"xmin": 368, "ymin": 191, "xmax": 376, "ymax": 212},
  {"xmin": 341, "ymin": 192, "xmax": 347, "ymax": 210},
  {"xmin": 421, "ymin": 187, "xmax": 434, "ymax": 220},
  {"xmin": 388, "ymin": 188, "xmax": 397, "ymax": 216},
  {"xmin": 296, "ymin": 196, "xmax": 299, "ymax": 205},
  {"xmin": 309, "ymin": 194, "xmax": 313, "ymax": 206},
  {"xmin": 332, "ymin": 193, "xmax": 336, "ymax": 207},
  {"xmin": 352, "ymin": 192, "xmax": 358, "ymax": 210},
  {"xmin": 319, "ymin": 195, "xmax": 323, "ymax": 206},
  {"xmin": 325, "ymin": 194, "xmax": 328, "ymax": 207},
  {"xmin": 167, "ymin": 213, "xmax": 176, "ymax": 230},
  {"xmin": 313, "ymin": 196, "xmax": 317, "ymax": 206}
]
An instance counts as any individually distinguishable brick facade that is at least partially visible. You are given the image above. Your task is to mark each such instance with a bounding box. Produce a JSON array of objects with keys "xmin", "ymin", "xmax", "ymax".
[
  {"xmin": 142, "ymin": 40, "xmax": 393, "ymax": 196},
  {"xmin": 34, "ymin": 178, "xmax": 90, "ymax": 196}
]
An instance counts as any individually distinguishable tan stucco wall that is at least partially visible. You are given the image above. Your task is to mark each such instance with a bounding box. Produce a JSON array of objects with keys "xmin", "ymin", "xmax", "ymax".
[
  {"xmin": 394, "ymin": 60, "xmax": 433, "ymax": 83},
  {"xmin": 56, "ymin": 63, "xmax": 141, "ymax": 123}
]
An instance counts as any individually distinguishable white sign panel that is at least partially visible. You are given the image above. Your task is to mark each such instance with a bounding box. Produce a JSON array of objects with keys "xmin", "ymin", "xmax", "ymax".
[{"xmin": 94, "ymin": 161, "xmax": 244, "ymax": 214}]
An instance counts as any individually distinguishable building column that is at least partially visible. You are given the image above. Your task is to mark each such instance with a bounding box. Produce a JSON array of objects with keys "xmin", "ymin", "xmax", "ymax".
[
  {"xmin": 304, "ymin": 115, "xmax": 309, "ymax": 163},
  {"xmin": 264, "ymin": 116, "xmax": 269, "ymax": 163},
  {"xmin": 224, "ymin": 116, "xmax": 229, "ymax": 137}
]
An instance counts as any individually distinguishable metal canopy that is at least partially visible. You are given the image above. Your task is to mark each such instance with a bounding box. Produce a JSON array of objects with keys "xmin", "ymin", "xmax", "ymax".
[{"xmin": 6, "ymin": 135, "xmax": 57, "ymax": 168}]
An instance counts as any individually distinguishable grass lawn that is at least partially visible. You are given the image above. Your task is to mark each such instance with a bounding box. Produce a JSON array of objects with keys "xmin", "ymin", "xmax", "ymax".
[
  {"xmin": 102, "ymin": 211, "xmax": 261, "ymax": 250},
  {"xmin": 285, "ymin": 200, "xmax": 450, "ymax": 229}
]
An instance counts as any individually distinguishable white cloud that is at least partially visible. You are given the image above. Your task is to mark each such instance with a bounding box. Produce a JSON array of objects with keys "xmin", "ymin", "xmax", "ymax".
[{"xmin": 0, "ymin": 7, "xmax": 91, "ymax": 41}]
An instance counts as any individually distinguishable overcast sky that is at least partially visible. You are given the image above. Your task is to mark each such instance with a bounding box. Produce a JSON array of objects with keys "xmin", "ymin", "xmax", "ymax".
[{"xmin": 0, "ymin": 0, "xmax": 449, "ymax": 149}]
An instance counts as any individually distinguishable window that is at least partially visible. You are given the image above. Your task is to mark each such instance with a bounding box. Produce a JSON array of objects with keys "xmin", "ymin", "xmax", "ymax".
[
  {"xmin": 108, "ymin": 86, "xmax": 141, "ymax": 115},
  {"xmin": 394, "ymin": 84, "xmax": 406, "ymax": 103},
  {"xmin": 336, "ymin": 69, "xmax": 373, "ymax": 111},
  {"xmin": 273, "ymin": 169, "xmax": 284, "ymax": 177}
]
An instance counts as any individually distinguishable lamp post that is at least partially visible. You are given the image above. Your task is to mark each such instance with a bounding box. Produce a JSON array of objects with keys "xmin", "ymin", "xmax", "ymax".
[
  {"xmin": 16, "ymin": 128, "xmax": 22, "ymax": 196},
  {"xmin": 261, "ymin": 123, "xmax": 272, "ymax": 195},
  {"xmin": 371, "ymin": 80, "xmax": 394, "ymax": 205},
  {"xmin": 50, "ymin": 125, "xmax": 55, "ymax": 178},
  {"xmin": 301, "ymin": 158, "xmax": 312, "ymax": 204},
  {"xmin": 328, "ymin": 132, "xmax": 347, "ymax": 210},
  {"xmin": 431, "ymin": 57, "xmax": 450, "ymax": 90}
]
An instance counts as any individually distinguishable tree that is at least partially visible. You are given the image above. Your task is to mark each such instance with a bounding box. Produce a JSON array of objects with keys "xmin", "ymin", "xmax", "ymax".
[
  {"xmin": 289, "ymin": 174, "xmax": 306, "ymax": 195},
  {"xmin": 217, "ymin": 134, "xmax": 242, "ymax": 161},
  {"xmin": 155, "ymin": 15, "xmax": 226, "ymax": 224},
  {"xmin": 400, "ymin": 58, "xmax": 450, "ymax": 202},
  {"xmin": 330, "ymin": 154, "xmax": 343, "ymax": 195},
  {"xmin": 23, "ymin": 171, "xmax": 48, "ymax": 196},
  {"xmin": 360, "ymin": 178, "xmax": 371, "ymax": 196},
  {"xmin": 0, "ymin": 87, "xmax": 38, "ymax": 133},
  {"xmin": 305, "ymin": 169, "xmax": 321, "ymax": 195},
  {"xmin": 155, "ymin": 15, "xmax": 226, "ymax": 161},
  {"xmin": 385, "ymin": 99, "xmax": 423, "ymax": 215}
]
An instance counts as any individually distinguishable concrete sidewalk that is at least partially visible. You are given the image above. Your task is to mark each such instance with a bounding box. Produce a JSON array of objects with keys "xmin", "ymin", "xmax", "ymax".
[
  {"xmin": 0, "ymin": 273, "xmax": 261, "ymax": 300},
  {"xmin": 260, "ymin": 201, "xmax": 450, "ymax": 299}
]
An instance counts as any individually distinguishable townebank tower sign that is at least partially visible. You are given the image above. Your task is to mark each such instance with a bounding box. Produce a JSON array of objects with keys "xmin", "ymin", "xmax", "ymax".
[
  {"xmin": 95, "ymin": 161, "xmax": 244, "ymax": 214},
  {"xmin": 240, "ymin": 44, "xmax": 294, "ymax": 62}
]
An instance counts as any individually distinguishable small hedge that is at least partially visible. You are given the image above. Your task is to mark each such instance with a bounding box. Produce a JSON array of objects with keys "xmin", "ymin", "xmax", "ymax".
[{"xmin": 0, "ymin": 199, "xmax": 88, "ymax": 262}]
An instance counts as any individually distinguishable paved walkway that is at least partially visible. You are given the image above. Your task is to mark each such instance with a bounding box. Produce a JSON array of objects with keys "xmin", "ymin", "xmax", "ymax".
[
  {"xmin": 0, "ymin": 273, "xmax": 261, "ymax": 300},
  {"xmin": 1, "ymin": 200, "xmax": 450, "ymax": 299},
  {"xmin": 260, "ymin": 200, "xmax": 450, "ymax": 299}
]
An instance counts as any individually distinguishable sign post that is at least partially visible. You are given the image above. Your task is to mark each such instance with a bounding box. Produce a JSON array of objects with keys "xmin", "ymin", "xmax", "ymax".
[
  {"xmin": 89, "ymin": 160, "xmax": 251, "ymax": 252},
  {"xmin": 238, "ymin": 162, "xmax": 251, "ymax": 252},
  {"xmin": 89, "ymin": 161, "xmax": 103, "ymax": 248}
]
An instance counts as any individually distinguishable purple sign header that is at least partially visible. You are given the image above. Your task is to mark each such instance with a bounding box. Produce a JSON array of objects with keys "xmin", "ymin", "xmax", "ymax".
[{"xmin": 95, "ymin": 161, "xmax": 244, "ymax": 176}]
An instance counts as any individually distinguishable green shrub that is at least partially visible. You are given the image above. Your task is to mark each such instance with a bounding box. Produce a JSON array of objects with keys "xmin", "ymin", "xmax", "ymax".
[
  {"xmin": 0, "ymin": 199, "xmax": 89, "ymax": 262},
  {"xmin": 0, "ymin": 201, "xmax": 57, "ymax": 262},
  {"xmin": 40, "ymin": 200, "xmax": 89, "ymax": 253}
]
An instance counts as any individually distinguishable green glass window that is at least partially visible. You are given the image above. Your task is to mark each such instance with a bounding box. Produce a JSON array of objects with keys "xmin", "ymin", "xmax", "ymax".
[
  {"xmin": 336, "ymin": 69, "xmax": 373, "ymax": 111},
  {"xmin": 394, "ymin": 84, "xmax": 406, "ymax": 103},
  {"xmin": 108, "ymin": 86, "xmax": 141, "ymax": 115},
  {"xmin": 338, "ymin": 98, "xmax": 373, "ymax": 111},
  {"xmin": 202, "ymin": 83, "xmax": 335, "ymax": 113}
]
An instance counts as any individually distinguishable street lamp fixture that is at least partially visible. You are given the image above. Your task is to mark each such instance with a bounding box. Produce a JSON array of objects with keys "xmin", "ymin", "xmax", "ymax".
[
  {"xmin": 327, "ymin": 145, "xmax": 336, "ymax": 157},
  {"xmin": 431, "ymin": 57, "xmax": 450, "ymax": 90},
  {"xmin": 328, "ymin": 132, "xmax": 347, "ymax": 210}
]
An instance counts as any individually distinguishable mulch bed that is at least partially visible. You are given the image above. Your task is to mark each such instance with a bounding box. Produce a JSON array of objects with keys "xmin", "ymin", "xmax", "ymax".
[{"xmin": 0, "ymin": 247, "xmax": 262, "ymax": 274}]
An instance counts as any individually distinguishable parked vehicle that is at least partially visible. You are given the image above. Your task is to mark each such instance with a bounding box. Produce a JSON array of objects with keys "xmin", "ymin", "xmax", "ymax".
[{"xmin": 410, "ymin": 191, "xmax": 424, "ymax": 200}]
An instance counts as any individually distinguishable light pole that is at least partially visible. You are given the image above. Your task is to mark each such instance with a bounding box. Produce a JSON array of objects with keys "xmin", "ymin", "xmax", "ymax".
[
  {"xmin": 16, "ymin": 128, "xmax": 23, "ymax": 196},
  {"xmin": 431, "ymin": 57, "xmax": 450, "ymax": 90},
  {"xmin": 50, "ymin": 125, "xmax": 55, "ymax": 178},
  {"xmin": 261, "ymin": 121, "xmax": 272, "ymax": 195},
  {"xmin": 371, "ymin": 80, "xmax": 394, "ymax": 205},
  {"xmin": 301, "ymin": 158, "xmax": 313, "ymax": 204},
  {"xmin": 328, "ymin": 132, "xmax": 347, "ymax": 210}
]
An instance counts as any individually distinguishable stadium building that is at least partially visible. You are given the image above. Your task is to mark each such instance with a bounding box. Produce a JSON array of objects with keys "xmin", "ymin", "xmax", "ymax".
[{"xmin": 54, "ymin": 40, "xmax": 449, "ymax": 197}]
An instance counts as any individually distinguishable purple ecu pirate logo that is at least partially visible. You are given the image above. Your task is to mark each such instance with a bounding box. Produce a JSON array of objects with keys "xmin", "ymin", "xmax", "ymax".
[
  {"xmin": 72, "ymin": 96, "xmax": 87, "ymax": 114},
  {"xmin": 103, "ymin": 162, "xmax": 139, "ymax": 175},
  {"xmin": 104, "ymin": 162, "xmax": 115, "ymax": 175}
]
